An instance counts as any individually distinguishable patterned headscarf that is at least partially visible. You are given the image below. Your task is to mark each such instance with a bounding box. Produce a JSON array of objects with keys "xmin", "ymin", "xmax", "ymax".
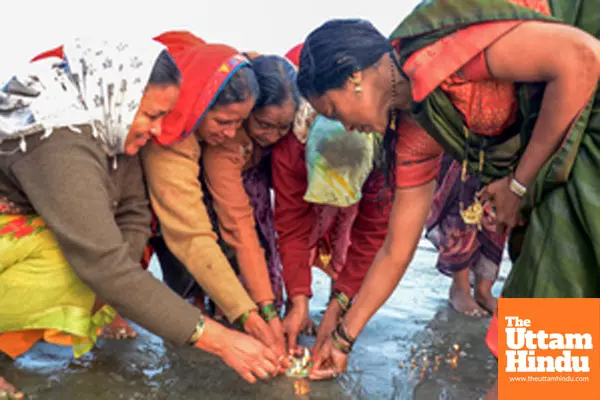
[
  {"xmin": 286, "ymin": 43, "xmax": 317, "ymax": 144},
  {"xmin": 0, "ymin": 37, "xmax": 165, "ymax": 156}
]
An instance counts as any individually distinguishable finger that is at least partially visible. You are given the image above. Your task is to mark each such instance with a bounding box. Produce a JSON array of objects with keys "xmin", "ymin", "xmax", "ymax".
[
  {"xmin": 311, "ymin": 350, "xmax": 326, "ymax": 371},
  {"xmin": 261, "ymin": 348, "xmax": 279, "ymax": 371},
  {"xmin": 240, "ymin": 370, "xmax": 257, "ymax": 384},
  {"xmin": 263, "ymin": 355, "xmax": 279, "ymax": 374},
  {"xmin": 252, "ymin": 366, "xmax": 271, "ymax": 381},
  {"xmin": 309, "ymin": 367, "xmax": 338, "ymax": 381},
  {"xmin": 286, "ymin": 328, "xmax": 299, "ymax": 355},
  {"xmin": 478, "ymin": 191, "xmax": 493, "ymax": 204},
  {"xmin": 278, "ymin": 355, "xmax": 290, "ymax": 371}
]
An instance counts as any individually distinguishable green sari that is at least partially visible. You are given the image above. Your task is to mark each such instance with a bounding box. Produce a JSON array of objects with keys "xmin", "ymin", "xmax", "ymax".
[{"xmin": 390, "ymin": 0, "xmax": 600, "ymax": 298}]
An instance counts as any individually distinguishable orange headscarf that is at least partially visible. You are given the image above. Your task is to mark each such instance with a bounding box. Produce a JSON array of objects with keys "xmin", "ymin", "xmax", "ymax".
[{"xmin": 153, "ymin": 31, "xmax": 250, "ymax": 146}]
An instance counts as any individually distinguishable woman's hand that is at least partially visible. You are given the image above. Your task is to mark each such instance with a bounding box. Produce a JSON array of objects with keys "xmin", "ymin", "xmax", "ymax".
[
  {"xmin": 308, "ymin": 336, "xmax": 348, "ymax": 380},
  {"xmin": 243, "ymin": 310, "xmax": 287, "ymax": 370},
  {"xmin": 313, "ymin": 300, "xmax": 344, "ymax": 354},
  {"xmin": 194, "ymin": 317, "xmax": 279, "ymax": 383},
  {"xmin": 266, "ymin": 315, "xmax": 290, "ymax": 369},
  {"xmin": 478, "ymin": 176, "xmax": 521, "ymax": 235},
  {"xmin": 282, "ymin": 295, "xmax": 309, "ymax": 354}
]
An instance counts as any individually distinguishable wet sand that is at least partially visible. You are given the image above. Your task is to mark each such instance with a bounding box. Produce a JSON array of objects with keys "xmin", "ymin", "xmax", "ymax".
[{"xmin": 1, "ymin": 237, "xmax": 506, "ymax": 399}]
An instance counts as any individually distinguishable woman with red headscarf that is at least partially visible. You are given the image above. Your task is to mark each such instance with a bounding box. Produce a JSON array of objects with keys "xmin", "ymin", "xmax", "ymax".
[
  {"xmin": 142, "ymin": 31, "xmax": 288, "ymax": 366},
  {"xmin": 273, "ymin": 44, "xmax": 392, "ymax": 354}
]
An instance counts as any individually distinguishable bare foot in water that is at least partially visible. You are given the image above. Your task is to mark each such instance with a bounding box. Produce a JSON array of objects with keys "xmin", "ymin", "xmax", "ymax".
[
  {"xmin": 449, "ymin": 270, "xmax": 489, "ymax": 318},
  {"xmin": 101, "ymin": 313, "xmax": 137, "ymax": 340},
  {"xmin": 0, "ymin": 377, "xmax": 23, "ymax": 399},
  {"xmin": 475, "ymin": 279, "xmax": 498, "ymax": 314}
]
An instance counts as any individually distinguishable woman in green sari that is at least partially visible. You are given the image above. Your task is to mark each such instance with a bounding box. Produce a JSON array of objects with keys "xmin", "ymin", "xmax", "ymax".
[{"xmin": 295, "ymin": 0, "xmax": 600, "ymax": 393}]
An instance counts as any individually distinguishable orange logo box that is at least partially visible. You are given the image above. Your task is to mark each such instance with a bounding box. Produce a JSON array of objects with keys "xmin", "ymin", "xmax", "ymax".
[{"xmin": 498, "ymin": 298, "xmax": 600, "ymax": 400}]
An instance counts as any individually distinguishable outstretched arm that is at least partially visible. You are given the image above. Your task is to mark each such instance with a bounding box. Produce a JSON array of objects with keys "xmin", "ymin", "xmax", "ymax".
[
  {"xmin": 481, "ymin": 21, "xmax": 600, "ymax": 229},
  {"xmin": 343, "ymin": 181, "xmax": 435, "ymax": 338}
]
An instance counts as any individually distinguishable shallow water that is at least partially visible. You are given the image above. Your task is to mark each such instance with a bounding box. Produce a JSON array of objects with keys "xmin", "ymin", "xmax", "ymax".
[{"xmin": 1, "ymin": 236, "xmax": 507, "ymax": 399}]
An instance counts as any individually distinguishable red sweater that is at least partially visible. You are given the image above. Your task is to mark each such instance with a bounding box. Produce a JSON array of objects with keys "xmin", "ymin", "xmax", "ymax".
[{"xmin": 272, "ymin": 134, "xmax": 392, "ymax": 298}]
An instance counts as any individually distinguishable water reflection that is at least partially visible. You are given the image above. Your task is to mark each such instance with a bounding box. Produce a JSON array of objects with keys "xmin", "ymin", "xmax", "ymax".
[{"xmin": 1, "ymin": 238, "xmax": 505, "ymax": 399}]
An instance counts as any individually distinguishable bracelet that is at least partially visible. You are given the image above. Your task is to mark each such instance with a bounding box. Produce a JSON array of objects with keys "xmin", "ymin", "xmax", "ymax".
[
  {"xmin": 259, "ymin": 303, "xmax": 279, "ymax": 322},
  {"xmin": 330, "ymin": 290, "xmax": 351, "ymax": 313},
  {"xmin": 509, "ymin": 174, "xmax": 527, "ymax": 198},
  {"xmin": 238, "ymin": 310, "xmax": 251, "ymax": 330},
  {"xmin": 336, "ymin": 322, "xmax": 356, "ymax": 345},
  {"xmin": 187, "ymin": 314, "xmax": 206, "ymax": 346},
  {"xmin": 331, "ymin": 327, "xmax": 352, "ymax": 355}
]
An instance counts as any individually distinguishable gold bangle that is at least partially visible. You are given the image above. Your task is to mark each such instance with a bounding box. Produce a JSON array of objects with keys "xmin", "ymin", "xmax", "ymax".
[{"xmin": 187, "ymin": 314, "xmax": 206, "ymax": 346}]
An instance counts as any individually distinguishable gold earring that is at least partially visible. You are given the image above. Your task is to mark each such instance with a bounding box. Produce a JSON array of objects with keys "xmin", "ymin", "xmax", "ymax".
[{"xmin": 355, "ymin": 85, "xmax": 363, "ymax": 94}]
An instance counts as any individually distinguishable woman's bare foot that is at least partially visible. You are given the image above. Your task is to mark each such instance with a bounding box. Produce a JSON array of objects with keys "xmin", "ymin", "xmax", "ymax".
[
  {"xmin": 475, "ymin": 279, "xmax": 498, "ymax": 314},
  {"xmin": 101, "ymin": 313, "xmax": 137, "ymax": 340},
  {"xmin": 0, "ymin": 377, "xmax": 23, "ymax": 399},
  {"xmin": 449, "ymin": 270, "xmax": 488, "ymax": 318}
]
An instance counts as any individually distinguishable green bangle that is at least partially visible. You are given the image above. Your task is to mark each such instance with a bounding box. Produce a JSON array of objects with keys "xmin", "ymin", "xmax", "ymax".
[
  {"xmin": 259, "ymin": 303, "xmax": 279, "ymax": 322},
  {"xmin": 330, "ymin": 290, "xmax": 351, "ymax": 313},
  {"xmin": 331, "ymin": 328, "xmax": 352, "ymax": 354},
  {"xmin": 187, "ymin": 314, "xmax": 206, "ymax": 346},
  {"xmin": 336, "ymin": 322, "xmax": 356, "ymax": 345},
  {"xmin": 238, "ymin": 311, "xmax": 251, "ymax": 330}
]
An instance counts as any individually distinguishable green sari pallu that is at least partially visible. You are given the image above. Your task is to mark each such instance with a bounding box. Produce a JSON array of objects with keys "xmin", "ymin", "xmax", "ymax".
[{"xmin": 390, "ymin": 0, "xmax": 600, "ymax": 298}]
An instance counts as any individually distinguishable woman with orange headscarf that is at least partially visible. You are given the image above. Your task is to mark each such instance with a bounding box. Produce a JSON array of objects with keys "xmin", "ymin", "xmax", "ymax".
[{"xmin": 142, "ymin": 31, "xmax": 288, "ymax": 366}]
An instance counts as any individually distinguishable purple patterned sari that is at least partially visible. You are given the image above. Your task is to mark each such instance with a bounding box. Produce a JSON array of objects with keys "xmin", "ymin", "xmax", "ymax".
[{"xmin": 425, "ymin": 154, "xmax": 506, "ymax": 282}]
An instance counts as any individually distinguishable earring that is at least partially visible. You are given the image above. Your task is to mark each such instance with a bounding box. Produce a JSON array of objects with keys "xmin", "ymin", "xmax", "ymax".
[{"xmin": 355, "ymin": 85, "xmax": 363, "ymax": 94}]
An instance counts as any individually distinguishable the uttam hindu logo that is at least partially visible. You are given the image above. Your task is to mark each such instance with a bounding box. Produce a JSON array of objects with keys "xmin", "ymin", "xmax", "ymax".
[
  {"xmin": 504, "ymin": 315, "xmax": 592, "ymax": 373},
  {"xmin": 498, "ymin": 298, "xmax": 599, "ymax": 400}
]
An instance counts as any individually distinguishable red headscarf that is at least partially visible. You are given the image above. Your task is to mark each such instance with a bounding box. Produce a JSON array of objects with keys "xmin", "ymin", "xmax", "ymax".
[
  {"xmin": 31, "ymin": 46, "xmax": 65, "ymax": 62},
  {"xmin": 285, "ymin": 43, "xmax": 303, "ymax": 68},
  {"xmin": 153, "ymin": 31, "xmax": 250, "ymax": 146}
]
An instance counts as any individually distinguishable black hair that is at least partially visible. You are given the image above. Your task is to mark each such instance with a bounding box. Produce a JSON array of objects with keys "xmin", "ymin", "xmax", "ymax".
[
  {"xmin": 214, "ymin": 65, "xmax": 260, "ymax": 105},
  {"xmin": 148, "ymin": 49, "xmax": 182, "ymax": 86},
  {"xmin": 297, "ymin": 19, "xmax": 392, "ymax": 99},
  {"xmin": 251, "ymin": 55, "xmax": 300, "ymax": 110},
  {"xmin": 297, "ymin": 18, "xmax": 398, "ymax": 189}
]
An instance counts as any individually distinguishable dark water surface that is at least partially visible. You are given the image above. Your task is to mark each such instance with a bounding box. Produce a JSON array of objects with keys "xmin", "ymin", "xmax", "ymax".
[{"xmin": 1, "ymin": 237, "xmax": 506, "ymax": 399}]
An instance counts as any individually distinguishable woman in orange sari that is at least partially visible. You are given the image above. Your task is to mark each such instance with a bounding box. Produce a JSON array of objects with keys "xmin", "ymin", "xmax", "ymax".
[
  {"xmin": 143, "ymin": 31, "xmax": 288, "ymax": 365},
  {"xmin": 295, "ymin": 1, "xmax": 600, "ymax": 396},
  {"xmin": 200, "ymin": 54, "xmax": 300, "ymax": 315}
]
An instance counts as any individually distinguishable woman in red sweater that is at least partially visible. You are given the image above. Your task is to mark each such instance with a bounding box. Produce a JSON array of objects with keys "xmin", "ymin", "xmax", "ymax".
[{"xmin": 273, "ymin": 44, "xmax": 392, "ymax": 353}]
